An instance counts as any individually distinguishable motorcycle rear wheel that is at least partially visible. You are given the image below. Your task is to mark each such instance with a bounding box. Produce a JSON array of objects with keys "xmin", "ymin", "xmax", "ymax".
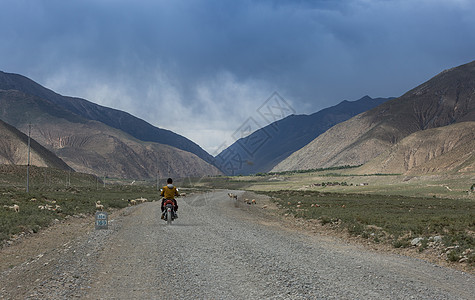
[{"xmin": 167, "ymin": 209, "xmax": 172, "ymax": 225}]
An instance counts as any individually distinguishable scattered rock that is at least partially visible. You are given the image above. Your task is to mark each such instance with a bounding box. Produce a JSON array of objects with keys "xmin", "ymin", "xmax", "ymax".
[
  {"xmin": 429, "ymin": 236, "xmax": 442, "ymax": 243},
  {"xmin": 411, "ymin": 237, "xmax": 424, "ymax": 246},
  {"xmin": 459, "ymin": 257, "xmax": 468, "ymax": 263}
]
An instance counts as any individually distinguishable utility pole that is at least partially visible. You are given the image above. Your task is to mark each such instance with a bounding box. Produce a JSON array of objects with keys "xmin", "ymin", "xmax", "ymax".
[
  {"xmin": 157, "ymin": 170, "xmax": 160, "ymax": 191},
  {"xmin": 26, "ymin": 123, "xmax": 31, "ymax": 193},
  {"xmin": 167, "ymin": 160, "xmax": 170, "ymax": 178}
]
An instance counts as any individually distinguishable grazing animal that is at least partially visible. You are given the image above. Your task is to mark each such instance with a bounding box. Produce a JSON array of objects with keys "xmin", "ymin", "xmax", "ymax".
[
  {"xmin": 38, "ymin": 204, "xmax": 60, "ymax": 212},
  {"xmin": 3, "ymin": 205, "xmax": 19, "ymax": 213},
  {"xmin": 227, "ymin": 193, "xmax": 238, "ymax": 200},
  {"xmin": 128, "ymin": 199, "xmax": 137, "ymax": 206},
  {"xmin": 95, "ymin": 201, "xmax": 104, "ymax": 211},
  {"xmin": 135, "ymin": 197, "xmax": 147, "ymax": 203}
]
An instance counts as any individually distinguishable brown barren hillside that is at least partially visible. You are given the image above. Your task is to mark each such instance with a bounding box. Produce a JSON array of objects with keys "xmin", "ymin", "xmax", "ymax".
[
  {"xmin": 0, "ymin": 119, "xmax": 71, "ymax": 170},
  {"xmin": 0, "ymin": 90, "xmax": 221, "ymax": 179},
  {"xmin": 273, "ymin": 60, "xmax": 475, "ymax": 173},
  {"xmin": 354, "ymin": 122, "xmax": 475, "ymax": 175}
]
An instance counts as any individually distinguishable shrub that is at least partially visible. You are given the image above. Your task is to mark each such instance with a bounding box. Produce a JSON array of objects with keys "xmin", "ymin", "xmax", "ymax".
[
  {"xmin": 348, "ymin": 222, "xmax": 365, "ymax": 236},
  {"xmin": 447, "ymin": 250, "xmax": 461, "ymax": 262},
  {"xmin": 393, "ymin": 239, "xmax": 410, "ymax": 248},
  {"xmin": 319, "ymin": 215, "xmax": 332, "ymax": 225},
  {"xmin": 418, "ymin": 238, "xmax": 429, "ymax": 252}
]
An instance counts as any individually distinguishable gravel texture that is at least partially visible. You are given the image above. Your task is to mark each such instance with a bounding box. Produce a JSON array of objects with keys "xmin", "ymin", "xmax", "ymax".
[{"xmin": 1, "ymin": 190, "xmax": 474, "ymax": 299}]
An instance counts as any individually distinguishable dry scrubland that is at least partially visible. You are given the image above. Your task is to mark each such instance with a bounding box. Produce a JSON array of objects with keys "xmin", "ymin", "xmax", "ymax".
[
  {"xmin": 0, "ymin": 165, "xmax": 162, "ymax": 243},
  {"xmin": 190, "ymin": 170, "xmax": 475, "ymax": 268}
]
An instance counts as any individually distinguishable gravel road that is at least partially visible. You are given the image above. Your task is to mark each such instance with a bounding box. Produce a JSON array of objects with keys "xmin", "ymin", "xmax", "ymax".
[{"xmin": 1, "ymin": 190, "xmax": 474, "ymax": 299}]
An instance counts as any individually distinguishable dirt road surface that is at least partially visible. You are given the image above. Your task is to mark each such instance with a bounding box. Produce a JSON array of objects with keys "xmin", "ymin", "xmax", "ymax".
[{"xmin": 1, "ymin": 190, "xmax": 474, "ymax": 299}]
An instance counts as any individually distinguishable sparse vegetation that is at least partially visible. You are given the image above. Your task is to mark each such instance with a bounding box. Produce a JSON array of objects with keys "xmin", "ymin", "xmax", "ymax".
[
  {"xmin": 262, "ymin": 189, "xmax": 474, "ymax": 265},
  {"xmin": 2, "ymin": 165, "xmax": 474, "ymax": 268},
  {"xmin": 0, "ymin": 165, "xmax": 162, "ymax": 244},
  {"xmin": 257, "ymin": 165, "xmax": 363, "ymax": 176}
]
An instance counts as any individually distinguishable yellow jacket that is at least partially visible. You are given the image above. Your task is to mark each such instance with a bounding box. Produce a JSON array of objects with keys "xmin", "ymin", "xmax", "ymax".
[{"xmin": 161, "ymin": 184, "xmax": 179, "ymax": 199}]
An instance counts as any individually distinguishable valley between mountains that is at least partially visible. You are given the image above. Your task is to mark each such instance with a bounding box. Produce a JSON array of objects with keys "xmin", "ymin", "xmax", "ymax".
[{"xmin": 0, "ymin": 56, "xmax": 474, "ymax": 299}]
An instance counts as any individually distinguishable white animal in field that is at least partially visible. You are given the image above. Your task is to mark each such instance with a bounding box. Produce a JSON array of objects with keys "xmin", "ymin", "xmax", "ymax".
[
  {"xmin": 95, "ymin": 201, "xmax": 104, "ymax": 211},
  {"xmin": 3, "ymin": 204, "xmax": 19, "ymax": 213},
  {"xmin": 135, "ymin": 197, "xmax": 147, "ymax": 203},
  {"xmin": 227, "ymin": 193, "xmax": 238, "ymax": 200}
]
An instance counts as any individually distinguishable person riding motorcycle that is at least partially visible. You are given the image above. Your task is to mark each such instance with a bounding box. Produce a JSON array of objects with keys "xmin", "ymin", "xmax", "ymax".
[{"xmin": 161, "ymin": 178, "xmax": 180, "ymax": 219}]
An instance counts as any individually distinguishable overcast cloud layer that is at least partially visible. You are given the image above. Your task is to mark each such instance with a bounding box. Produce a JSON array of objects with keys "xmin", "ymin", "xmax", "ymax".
[{"xmin": 1, "ymin": 0, "xmax": 474, "ymax": 154}]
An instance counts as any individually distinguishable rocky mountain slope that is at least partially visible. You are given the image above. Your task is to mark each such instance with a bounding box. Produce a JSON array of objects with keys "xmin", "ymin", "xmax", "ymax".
[
  {"xmin": 0, "ymin": 86, "xmax": 221, "ymax": 179},
  {"xmin": 0, "ymin": 119, "xmax": 71, "ymax": 170},
  {"xmin": 0, "ymin": 71, "xmax": 215, "ymax": 166},
  {"xmin": 273, "ymin": 60, "xmax": 475, "ymax": 173},
  {"xmin": 355, "ymin": 121, "xmax": 475, "ymax": 175},
  {"xmin": 216, "ymin": 96, "xmax": 390, "ymax": 175}
]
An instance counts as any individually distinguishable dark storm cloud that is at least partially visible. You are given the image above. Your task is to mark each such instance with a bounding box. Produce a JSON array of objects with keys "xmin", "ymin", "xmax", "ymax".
[{"xmin": 1, "ymin": 0, "xmax": 474, "ymax": 152}]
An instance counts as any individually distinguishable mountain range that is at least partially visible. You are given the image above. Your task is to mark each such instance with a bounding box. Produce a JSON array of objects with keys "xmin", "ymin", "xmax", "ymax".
[
  {"xmin": 1, "ymin": 60, "xmax": 473, "ymax": 179},
  {"xmin": 0, "ymin": 71, "xmax": 214, "ymax": 166},
  {"xmin": 216, "ymin": 96, "xmax": 391, "ymax": 175},
  {"xmin": 0, "ymin": 72, "xmax": 221, "ymax": 179},
  {"xmin": 273, "ymin": 60, "xmax": 475, "ymax": 175}
]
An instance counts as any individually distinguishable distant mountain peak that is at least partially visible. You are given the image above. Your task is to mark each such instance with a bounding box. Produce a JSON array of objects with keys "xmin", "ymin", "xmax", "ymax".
[{"xmin": 216, "ymin": 95, "xmax": 391, "ymax": 175}]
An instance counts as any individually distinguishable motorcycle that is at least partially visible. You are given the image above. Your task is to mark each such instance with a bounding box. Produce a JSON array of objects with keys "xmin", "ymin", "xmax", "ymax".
[{"xmin": 162, "ymin": 199, "xmax": 176, "ymax": 225}]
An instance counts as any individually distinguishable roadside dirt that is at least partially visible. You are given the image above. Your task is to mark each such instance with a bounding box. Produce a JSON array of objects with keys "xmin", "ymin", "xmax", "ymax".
[
  {"xmin": 0, "ymin": 215, "xmax": 92, "ymax": 274},
  {"xmin": 0, "ymin": 209, "xmax": 123, "ymax": 299}
]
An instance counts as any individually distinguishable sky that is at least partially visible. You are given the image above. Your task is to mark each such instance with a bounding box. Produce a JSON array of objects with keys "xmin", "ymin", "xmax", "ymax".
[{"xmin": 1, "ymin": 0, "xmax": 475, "ymax": 155}]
